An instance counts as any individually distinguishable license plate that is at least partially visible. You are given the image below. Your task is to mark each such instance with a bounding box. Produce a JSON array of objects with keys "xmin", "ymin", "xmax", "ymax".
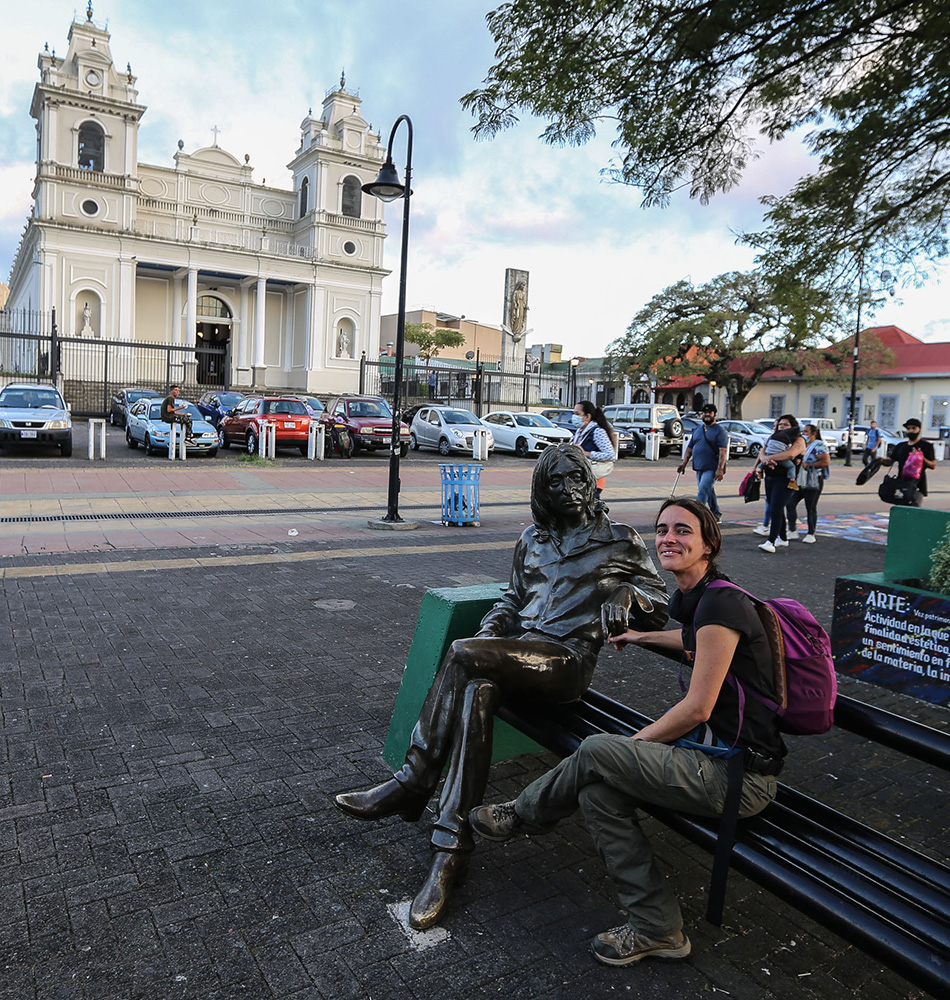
[
  {"xmin": 20, "ymin": 430, "xmax": 37, "ymax": 438},
  {"xmin": 283, "ymin": 422, "xmax": 296, "ymax": 428}
]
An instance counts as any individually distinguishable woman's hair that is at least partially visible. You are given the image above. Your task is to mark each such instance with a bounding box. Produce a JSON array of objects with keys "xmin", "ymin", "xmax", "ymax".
[
  {"xmin": 576, "ymin": 399, "xmax": 613, "ymax": 435},
  {"xmin": 804, "ymin": 423, "xmax": 823, "ymax": 441},
  {"xmin": 531, "ymin": 444, "xmax": 598, "ymax": 537},
  {"xmin": 777, "ymin": 413, "xmax": 800, "ymax": 429},
  {"xmin": 654, "ymin": 496, "xmax": 726, "ymax": 579}
]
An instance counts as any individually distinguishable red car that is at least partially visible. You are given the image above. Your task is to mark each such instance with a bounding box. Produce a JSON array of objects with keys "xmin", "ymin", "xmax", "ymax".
[
  {"xmin": 321, "ymin": 395, "xmax": 411, "ymax": 457},
  {"xmin": 219, "ymin": 396, "xmax": 311, "ymax": 455}
]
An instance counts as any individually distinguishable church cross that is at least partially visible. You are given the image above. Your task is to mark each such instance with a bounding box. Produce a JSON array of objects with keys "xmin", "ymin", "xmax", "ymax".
[{"xmin": 211, "ymin": 125, "xmax": 221, "ymax": 146}]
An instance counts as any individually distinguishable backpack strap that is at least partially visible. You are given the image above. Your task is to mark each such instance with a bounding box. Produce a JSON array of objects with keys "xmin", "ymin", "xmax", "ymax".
[{"xmin": 706, "ymin": 751, "xmax": 745, "ymax": 927}]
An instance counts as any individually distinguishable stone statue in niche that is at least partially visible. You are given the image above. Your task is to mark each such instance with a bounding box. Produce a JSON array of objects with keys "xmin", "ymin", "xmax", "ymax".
[
  {"xmin": 503, "ymin": 268, "xmax": 530, "ymax": 344},
  {"xmin": 334, "ymin": 444, "xmax": 669, "ymax": 930},
  {"xmin": 80, "ymin": 301, "xmax": 95, "ymax": 337},
  {"xmin": 338, "ymin": 328, "xmax": 351, "ymax": 358}
]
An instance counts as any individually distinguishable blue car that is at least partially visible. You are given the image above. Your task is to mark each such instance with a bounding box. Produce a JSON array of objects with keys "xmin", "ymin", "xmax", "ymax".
[
  {"xmin": 125, "ymin": 398, "xmax": 219, "ymax": 456},
  {"xmin": 196, "ymin": 390, "xmax": 246, "ymax": 427}
]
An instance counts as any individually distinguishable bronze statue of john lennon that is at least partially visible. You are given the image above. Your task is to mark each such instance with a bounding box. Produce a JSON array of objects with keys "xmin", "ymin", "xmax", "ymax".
[{"xmin": 335, "ymin": 444, "xmax": 669, "ymax": 928}]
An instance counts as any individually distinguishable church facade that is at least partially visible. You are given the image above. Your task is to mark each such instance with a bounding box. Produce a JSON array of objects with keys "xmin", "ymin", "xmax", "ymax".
[{"xmin": 4, "ymin": 9, "xmax": 389, "ymax": 395}]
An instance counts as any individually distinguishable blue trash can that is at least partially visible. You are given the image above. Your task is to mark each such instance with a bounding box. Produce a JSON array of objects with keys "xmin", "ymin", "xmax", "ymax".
[{"xmin": 440, "ymin": 464, "xmax": 482, "ymax": 526}]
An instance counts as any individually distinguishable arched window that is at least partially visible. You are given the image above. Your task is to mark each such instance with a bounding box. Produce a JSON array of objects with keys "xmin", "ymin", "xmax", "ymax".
[
  {"xmin": 633, "ymin": 388, "xmax": 650, "ymax": 404},
  {"xmin": 299, "ymin": 177, "xmax": 309, "ymax": 217},
  {"xmin": 341, "ymin": 176, "xmax": 361, "ymax": 218},
  {"xmin": 78, "ymin": 121, "xmax": 105, "ymax": 172}
]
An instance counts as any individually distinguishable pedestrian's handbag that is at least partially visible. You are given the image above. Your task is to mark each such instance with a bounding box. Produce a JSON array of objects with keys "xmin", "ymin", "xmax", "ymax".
[
  {"xmin": 878, "ymin": 472, "xmax": 921, "ymax": 506},
  {"xmin": 795, "ymin": 464, "xmax": 821, "ymax": 490},
  {"xmin": 588, "ymin": 459, "xmax": 614, "ymax": 479},
  {"xmin": 742, "ymin": 472, "xmax": 761, "ymax": 503}
]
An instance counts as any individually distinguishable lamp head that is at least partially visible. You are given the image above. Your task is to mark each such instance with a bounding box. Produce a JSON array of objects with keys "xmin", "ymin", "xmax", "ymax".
[{"xmin": 362, "ymin": 160, "xmax": 404, "ymax": 202}]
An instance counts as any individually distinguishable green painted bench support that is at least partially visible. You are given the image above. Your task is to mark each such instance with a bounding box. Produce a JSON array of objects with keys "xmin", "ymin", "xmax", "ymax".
[
  {"xmin": 882, "ymin": 505, "xmax": 950, "ymax": 582},
  {"xmin": 382, "ymin": 584, "xmax": 544, "ymax": 770}
]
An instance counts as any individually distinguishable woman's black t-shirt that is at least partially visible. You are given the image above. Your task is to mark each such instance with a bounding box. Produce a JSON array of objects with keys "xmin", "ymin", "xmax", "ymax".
[{"xmin": 671, "ymin": 580, "xmax": 786, "ymax": 758}]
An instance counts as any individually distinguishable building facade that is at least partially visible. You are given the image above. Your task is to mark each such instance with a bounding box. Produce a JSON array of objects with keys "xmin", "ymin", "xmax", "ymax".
[{"xmin": 4, "ymin": 9, "xmax": 389, "ymax": 395}]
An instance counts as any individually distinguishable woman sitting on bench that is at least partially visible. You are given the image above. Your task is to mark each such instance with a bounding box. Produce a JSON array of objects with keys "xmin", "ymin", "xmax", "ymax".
[{"xmin": 470, "ymin": 496, "xmax": 785, "ymax": 966}]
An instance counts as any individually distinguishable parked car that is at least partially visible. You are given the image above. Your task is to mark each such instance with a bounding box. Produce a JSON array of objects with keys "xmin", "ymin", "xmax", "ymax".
[
  {"xmin": 110, "ymin": 388, "xmax": 161, "ymax": 428},
  {"xmin": 196, "ymin": 390, "xmax": 246, "ymax": 427},
  {"xmin": 284, "ymin": 395, "xmax": 326, "ymax": 418},
  {"xmin": 126, "ymin": 398, "xmax": 219, "ymax": 456},
  {"xmin": 827, "ymin": 423, "xmax": 867, "ymax": 456},
  {"xmin": 219, "ymin": 396, "xmax": 311, "ymax": 455},
  {"xmin": 717, "ymin": 419, "xmax": 770, "ymax": 459},
  {"xmin": 0, "ymin": 382, "xmax": 72, "ymax": 457},
  {"xmin": 681, "ymin": 416, "xmax": 749, "ymax": 459},
  {"xmin": 539, "ymin": 406, "xmax": 640, "ymax": 457},
  {"xmin": 410, "ymin": 405, "xmax": 494, "ymax": 455},
  {"xmin": 601, "ymin": 403, "xmax": 684, "ymax": 456},
  {"xmin": 320, "ymin": 395, "xmax": 410, "ymax": 457},
  {"xmin": 481, "ymin": 410, "xmax": 572, "ymax": 457}
]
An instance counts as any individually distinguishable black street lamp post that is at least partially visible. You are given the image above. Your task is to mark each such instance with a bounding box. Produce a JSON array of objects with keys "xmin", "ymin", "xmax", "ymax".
[
  {"xmin": 362, "ymin": 115, "xmax": 413, "ymax": 523},
  {"xmin": 844, "ymin": 268, "xmax": 893, "ymax": 467}
]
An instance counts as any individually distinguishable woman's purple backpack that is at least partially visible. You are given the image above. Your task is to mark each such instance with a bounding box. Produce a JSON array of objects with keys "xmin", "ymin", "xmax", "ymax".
[{"xmin": 707, "ymin": 581, "xmax": 837, "ymax": 735}]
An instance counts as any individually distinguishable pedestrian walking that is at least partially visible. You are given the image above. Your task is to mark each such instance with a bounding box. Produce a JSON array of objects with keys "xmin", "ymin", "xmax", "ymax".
[
  {"xmin": 863, "ymin": 420, "xmax": 882, "ymax": 466},
  {"xmin": 785, "ymin": 424, "xmax": 831, "ymax": 544},
  {"xmin": 677, "ymin": 403, "xmax": 728, "ymax": 522}
]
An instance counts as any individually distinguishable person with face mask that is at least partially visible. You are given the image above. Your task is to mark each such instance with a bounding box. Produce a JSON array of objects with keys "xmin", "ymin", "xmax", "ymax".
[{"xmin": 881, "ymin": 418, "xmax": 936, "ymax": 504}]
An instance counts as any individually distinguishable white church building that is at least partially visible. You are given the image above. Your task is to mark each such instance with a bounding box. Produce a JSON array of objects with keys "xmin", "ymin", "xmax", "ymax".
[{"xmin": 4, "ymin": 7, "xmax": 389, "ymax": 397}]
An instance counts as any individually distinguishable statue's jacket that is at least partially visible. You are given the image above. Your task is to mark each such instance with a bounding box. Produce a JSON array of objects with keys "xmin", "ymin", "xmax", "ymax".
[{"xmin": 479, "ymin": 511, "xmax": 669, "ymax": 652}]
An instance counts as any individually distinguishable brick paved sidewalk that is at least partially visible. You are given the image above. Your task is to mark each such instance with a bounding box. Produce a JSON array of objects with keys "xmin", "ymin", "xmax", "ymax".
[{"xmin": 0, "ymin": 524, "xmax": 945, "ymax": 1000}]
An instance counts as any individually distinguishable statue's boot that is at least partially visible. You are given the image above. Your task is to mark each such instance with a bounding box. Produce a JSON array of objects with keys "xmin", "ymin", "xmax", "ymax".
[
  {"xmin": 408, "ymin": 850, "xmax": 470, "ymax": 930},
  {"xmin": 334, "ymin": 779, "xmax": 429, "ymax": 823}
]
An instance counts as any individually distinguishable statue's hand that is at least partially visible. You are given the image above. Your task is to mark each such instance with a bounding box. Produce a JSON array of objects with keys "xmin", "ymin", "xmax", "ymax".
[{"xmin": 601, "ymin": 602, "xmax": 630, "ymax": 640}]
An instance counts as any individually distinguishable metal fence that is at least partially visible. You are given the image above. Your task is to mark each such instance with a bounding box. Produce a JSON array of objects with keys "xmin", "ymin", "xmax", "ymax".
[
  {"xmin": 360, "ymin": 356, "xmax": 548, "ymax": 415},
  {"xmin": 0, "ymin": 314, "xmax": 228, "ymax": 417}
]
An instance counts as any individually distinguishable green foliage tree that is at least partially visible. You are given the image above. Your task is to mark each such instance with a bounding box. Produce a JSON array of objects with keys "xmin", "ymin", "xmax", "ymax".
[
  {"xmin": 928, "ymin": 523, "xmax": 950, "ymax": 595},
  {"xmin": 463, "ymin": 0, "xmax": 950, "ymax": 286},
  {"xmin": 405, "ymin": 322, "xmax": 466, "ymax": 365},
  {"xmin": 608, "ymin": 271, "xmax": 891, "ymax": 418}
]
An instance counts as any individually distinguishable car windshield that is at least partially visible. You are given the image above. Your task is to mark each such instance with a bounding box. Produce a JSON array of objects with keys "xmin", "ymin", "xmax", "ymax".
[
  {"xmin": 348, "ymin": 400, "xmax": 391, "ymax": 418},
  {"xmin": 515, "ymin": 414, "xmax": 555, "ymax": 428},
  {"xmin": 302, "ymin": 397, "xmax": 325, "ymax": 411},
  {"xmin": 0, "ymin": 388, "xmax": 64, "ymax": 408},
  {"xmin": 149, "ymin": 402, "xmax": 202, "ymax": 420},
  {"xmin": 128, "ymin": 390, "xmax": 156, "ymax": 403},
  {"xmin": 219, "ymin": 393, "xmax": 244, "ymax": 407},
  {"xmin": 442, "ymin": 410, "xmax": 479, "ymax": 425},
  {"xmin": 262, "ymin": 400, "xmax": 307, "ymax": 415}
]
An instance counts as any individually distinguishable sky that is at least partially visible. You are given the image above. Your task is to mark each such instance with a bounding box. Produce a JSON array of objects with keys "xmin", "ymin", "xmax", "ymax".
[{"xmin": 2, "ymin": 0, "xmax": 949, "ymax": 357}]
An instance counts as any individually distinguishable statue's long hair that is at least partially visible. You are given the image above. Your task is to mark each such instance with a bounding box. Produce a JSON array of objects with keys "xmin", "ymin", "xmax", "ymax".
[{"xmin": 531, "ymin": 444, "xmax": 599, "ymax": 539}]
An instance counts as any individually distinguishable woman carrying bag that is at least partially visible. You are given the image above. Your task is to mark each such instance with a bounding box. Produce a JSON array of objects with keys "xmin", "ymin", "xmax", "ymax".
[
  {"xmin": 784, "ymin": 423, "xmax": 831, "ymax": 544},
  {"xmin": 573, "ymin": 400, "xmax": 618, "ymax": 499}
]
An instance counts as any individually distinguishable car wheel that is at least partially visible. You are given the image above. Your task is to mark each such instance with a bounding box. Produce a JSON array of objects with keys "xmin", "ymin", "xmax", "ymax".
[
  {"xmin": 748, "ymin": 442, "xmax": 761, "ymax": 459},
  {"xmin": 207, "ymin": 449, "xmax": 218, "ymax": 458},
  {"xmin": 410, "ymin": 432, "xmax": 419, "ymax": 451},
  {"xmin": 400, "ymin": 442, "xmax": 410, "ymax": 458},
  {"xmin": 109, "ymin": 411, "xmax": 115, "ymax": 426},
  {"xmin": 349, "ymin": 438, "xmax": 359, "ymax": 457},
  {"xmin": 126, "ymin": 429, "xmax": 138, "ymax": 450},
  {"xmin": 143, "ymin": 433, "xmax": 153, "ymax": 456},
  {"xmin": 515, "ymin": 436, "xmax": 530, "ymax": 458},
  {"xmin": 438, "ymin": 437, "xmax": 452, "ymax": 456},
  {"xmin": 247, "ymin": 430, "xmax": 258, "ymax": 455},
  {"xmin": 299, "ymin": 443, "xmax": 309, "ymax": 456},
  {"xmin": 664, "ymin": 417, "xmax": 684, "ymax": 439},
  {"xmin": 60, "ymin": 438, "xmax": 72, "ymax": 458},
  {"xmin": 632, "ymin": 434, "xmax": 645, "ymax": 457},
  {"xmin": 219, "ymin": 427, "xmax": 230, "ymax": 449}
]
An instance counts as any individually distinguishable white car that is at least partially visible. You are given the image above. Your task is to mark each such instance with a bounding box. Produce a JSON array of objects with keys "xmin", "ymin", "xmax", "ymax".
[
  {"xmin": 410, "ymin": 405, "xmax": 494, "ymax": 455},
  {"xmin": 718, "ymin": 419, "xmax": 770, "ymax": 459},
  {"xmin": 0, "ymin": 382, "xmax": 72, "ymax": 457},
  {"xmin": 482, "ymin": 410, "xmax": 572, "ymax": 456}
]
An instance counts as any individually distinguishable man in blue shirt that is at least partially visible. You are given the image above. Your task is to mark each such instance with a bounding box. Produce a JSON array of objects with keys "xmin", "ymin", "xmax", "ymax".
[
  {"xmin": 676, "ymin": 403, "xmax": 728, "ymax": 521},
  {"xmin": 863, "ymin": 420, "xmax": 882, "ymax": 465}
]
